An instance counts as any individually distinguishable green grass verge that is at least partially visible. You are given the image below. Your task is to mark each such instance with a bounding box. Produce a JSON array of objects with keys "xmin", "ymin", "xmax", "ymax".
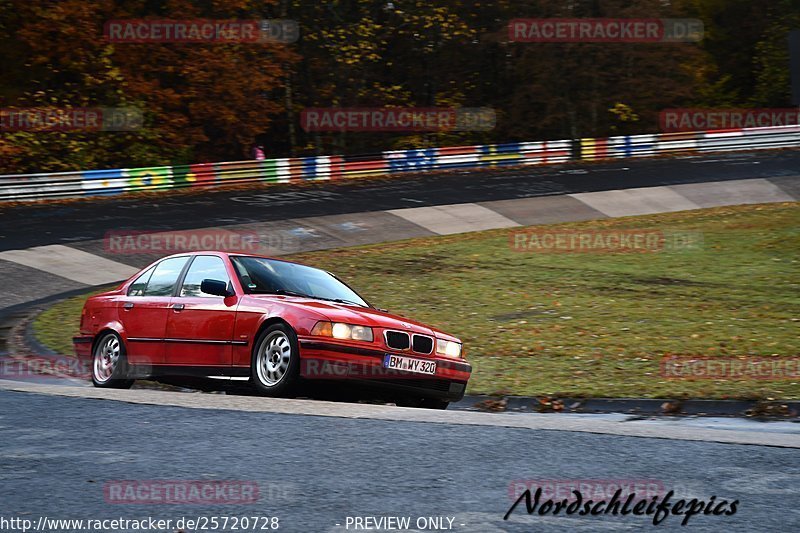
[{"xmin": 33, "ymin": 202, "xmax": 800, "ymax": 399}]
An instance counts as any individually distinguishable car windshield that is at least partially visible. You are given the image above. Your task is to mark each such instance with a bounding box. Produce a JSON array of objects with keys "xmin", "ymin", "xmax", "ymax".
[{"xmin": 231, "ymin": 256, "xmax": 369, "ymax": 307}]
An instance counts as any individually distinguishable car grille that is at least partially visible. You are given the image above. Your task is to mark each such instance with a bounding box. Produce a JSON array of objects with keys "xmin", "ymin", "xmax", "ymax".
[
  {"xmin": 412, "ymin": 334, "xmax": 434, "ymax": 354},
  {"xmin": 385, "ymin": 330, "xmax": 434, "ymax": 355},
  {"xmin": 385, "ymin": 330, "xmax": 410, "ymax": 350}
]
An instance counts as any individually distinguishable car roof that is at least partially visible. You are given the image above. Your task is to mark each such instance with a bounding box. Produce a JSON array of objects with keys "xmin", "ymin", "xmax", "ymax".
[{"xmin": 158, "ymin": 250, "xmax": 298, "ymax": 266}]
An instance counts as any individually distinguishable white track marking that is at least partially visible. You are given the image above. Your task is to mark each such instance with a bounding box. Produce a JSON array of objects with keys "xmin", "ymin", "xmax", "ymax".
[
  {"xmin": 0, "ymin": 244, "xmax": 137, "ymax": 285},
  {"xmin": 569, "ymin": 186, "xmax": 700, "ymax": 218},
  {"xmin": 670, "ymin": 178, "xmax": 796, "ymax": 207},
  {"xmin": 388, "ymin": 203, "xmax": 521, "ymax": 235}
]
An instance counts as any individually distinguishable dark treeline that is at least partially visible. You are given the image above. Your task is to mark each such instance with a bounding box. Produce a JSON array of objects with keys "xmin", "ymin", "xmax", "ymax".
[{"xmin": 0, "ymin": 0, "xmax": 798, "ymax": 173}]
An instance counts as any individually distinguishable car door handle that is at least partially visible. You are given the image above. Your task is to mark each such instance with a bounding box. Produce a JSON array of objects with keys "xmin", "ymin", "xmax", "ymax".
[
  {"xmin": 172, "ymin": 304, "xmax": 185, "ymax": 311},
  {"xmin": 123, "ymin": 302, "xmax": 134, "ymax": 310}
]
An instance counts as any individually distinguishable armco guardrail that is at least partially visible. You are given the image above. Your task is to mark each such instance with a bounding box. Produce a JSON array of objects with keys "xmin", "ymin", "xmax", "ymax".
[
  {"xmin": 580, "ymin": 125, "xmax": 800, "ymax": 159},
  {"xmin": 1, "ymin": 125, "xmax": 799, "ymax": 202}
]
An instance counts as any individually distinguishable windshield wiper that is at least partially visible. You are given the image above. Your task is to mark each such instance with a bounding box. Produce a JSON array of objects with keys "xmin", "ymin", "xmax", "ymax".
[
  {"xmin": 249, "ymin": 288, "xmax": 310, "ymax": 297},
  {"xmin": 314, "ymin": 296, "xmax": 368, "ymax": 308},
  {"xmin": 253, "ymin": 289, "xmax": 366, "ymax": 307},
  {"xmin": 273, "ymin": 289, "xmax": 312, "ymax": 298}
]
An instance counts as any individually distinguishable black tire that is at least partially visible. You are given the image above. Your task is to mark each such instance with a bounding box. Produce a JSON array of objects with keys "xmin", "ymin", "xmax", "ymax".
[
  {"xmin": 396, "ymin": 397, "xmax": 449, "ymax": 410},
  {"xmin": 310, "ymin": 383, "xmax": 362, "ymax": 403},
  {"xmin": 395, "ymin": 397, "xmax": 423, "ymax": 408},
  {"xmin": 250, "ymin": 323, "xmax": 300, "ymax": 397},
  {"xmin": 421, "ymin": 398, "xmax": 450, "ymax": 410},
  {"xmin": 91, "ymin": 331, "xmax": 134, "ymax": 389}
]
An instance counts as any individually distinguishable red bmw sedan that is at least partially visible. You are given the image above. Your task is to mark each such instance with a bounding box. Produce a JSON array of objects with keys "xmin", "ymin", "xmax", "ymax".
[{"xmin": 73, "ymin": 251, "xmax": 471, "ymax": 408}]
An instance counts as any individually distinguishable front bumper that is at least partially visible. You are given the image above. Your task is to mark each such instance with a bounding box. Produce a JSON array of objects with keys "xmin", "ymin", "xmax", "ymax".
[{"xmin": 298, "ymin": 338, "xmax": 471, "ymax": 401}]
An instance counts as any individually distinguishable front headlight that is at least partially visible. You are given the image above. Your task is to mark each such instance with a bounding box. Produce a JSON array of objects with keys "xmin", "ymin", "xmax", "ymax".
[
  {"xmin": 436, "ymin": 339, "xmax": 462, "ymax": 358},
  {"xmin": 312, "ymin": 321, "xmax": 374, "ymax": 342}
]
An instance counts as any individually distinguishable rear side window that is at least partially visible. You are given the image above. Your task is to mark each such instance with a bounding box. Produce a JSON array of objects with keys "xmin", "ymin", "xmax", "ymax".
[
  {"xmin": 142, "ymin": 256, "xmax": 189, "ymax": 297},
  {"xmin": 128, "ymin": 266, "xmax": 155, "ymax": 296},
  {"xmin": 180, "ymin": 255, "xmax": 231, "ymax": 297}
]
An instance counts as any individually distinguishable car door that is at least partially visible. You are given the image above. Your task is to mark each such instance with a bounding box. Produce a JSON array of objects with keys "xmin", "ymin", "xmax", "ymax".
[
  {"xmin": 164, "ymin": 254, "xmax": 238, "ymax": 367},
  {"xmin": 120, "ymin": 256, "xmax": 190, "ymax": 366}
]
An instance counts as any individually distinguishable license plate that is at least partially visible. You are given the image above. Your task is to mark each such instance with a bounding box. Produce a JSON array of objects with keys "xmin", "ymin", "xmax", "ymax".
[{"xmin": 383, "ymin": 354, "xmax": 436, "ymax": 375}]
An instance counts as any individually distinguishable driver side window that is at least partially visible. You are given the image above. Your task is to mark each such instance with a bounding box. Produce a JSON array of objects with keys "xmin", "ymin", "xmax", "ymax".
[{"xmin": 180, "ymin": 255, "xmax": 231, "ymax": 297}]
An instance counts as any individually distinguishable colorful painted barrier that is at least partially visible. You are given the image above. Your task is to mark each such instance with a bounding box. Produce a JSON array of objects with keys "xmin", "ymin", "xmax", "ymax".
[
  {"xmin": 586, "ymin": 125, "xmax": 800, "ymax": 161},
  {"xmin": 1, "ymin": 125, "xmax": 798, "ymax": 201}
]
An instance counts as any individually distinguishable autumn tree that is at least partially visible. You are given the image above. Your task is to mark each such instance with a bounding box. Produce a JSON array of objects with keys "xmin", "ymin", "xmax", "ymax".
[{"xmin": 0, "ymin": 0, "xmax": 297, "ymax": 173}]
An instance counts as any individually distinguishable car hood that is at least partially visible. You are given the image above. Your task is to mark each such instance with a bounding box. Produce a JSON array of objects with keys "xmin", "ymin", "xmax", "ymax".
[{"xmin": 247, "ymin": 294, "xmax": 457, "ymax": 340}]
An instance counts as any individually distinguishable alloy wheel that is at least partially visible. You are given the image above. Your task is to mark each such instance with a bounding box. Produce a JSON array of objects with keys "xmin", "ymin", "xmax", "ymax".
[
  {"xmin": 256, "ymin": 330, "xmax": 292, "ymax": 386},
  {"xmin": 93, "ymin": 333, "xmax": 120, "ymax": 384}
]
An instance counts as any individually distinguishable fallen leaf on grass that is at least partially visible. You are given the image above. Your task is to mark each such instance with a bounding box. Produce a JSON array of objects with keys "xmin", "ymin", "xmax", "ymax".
[
  {"xmin": 473, "ymin": 398, "xmax": 508, "ymax": 412},
  {"xmin": 537, "ymin": 397, "xmax": 564, "ymax": 413}
]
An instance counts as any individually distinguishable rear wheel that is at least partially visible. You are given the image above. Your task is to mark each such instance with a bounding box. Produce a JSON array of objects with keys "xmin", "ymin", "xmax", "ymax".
[
  {"xmin": 91, "ymin": 332, "xmax": 134, "ymax": 389},
  {"xmin": 250, "ymin": 323, "xmax": 300, "ymax": 397}
]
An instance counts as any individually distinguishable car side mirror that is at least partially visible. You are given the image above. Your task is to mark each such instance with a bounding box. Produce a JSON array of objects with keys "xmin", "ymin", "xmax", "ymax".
[{"xmin": 201, "ymin": 279, "xmax": 233, "ymax": 297}]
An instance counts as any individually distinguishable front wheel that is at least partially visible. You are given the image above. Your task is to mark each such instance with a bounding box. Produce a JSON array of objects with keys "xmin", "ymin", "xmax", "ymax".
[
  {"xmin": 250, "ymin": 323, "xmax": 300, "ymax": 397},
  {"xmin": 91, "ymin": 332, "xmax": 134, "ymax": 389}
]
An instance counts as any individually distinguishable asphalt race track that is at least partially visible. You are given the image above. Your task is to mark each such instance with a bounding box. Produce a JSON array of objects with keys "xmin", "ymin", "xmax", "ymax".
[
  {"xmin": 2, "ymin": 151, "xmax": 799, "ymax": 251},
  {"xmin": 0, "ymin": 151, "xmax": 798, "ymax": 311},
  {"xmin": 1, "ymin": 384, "xmax": 800, "ymax": 532},
  {"xmin": 1, "ymin": 152, "xmax": 800, "ymax": 532}
]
